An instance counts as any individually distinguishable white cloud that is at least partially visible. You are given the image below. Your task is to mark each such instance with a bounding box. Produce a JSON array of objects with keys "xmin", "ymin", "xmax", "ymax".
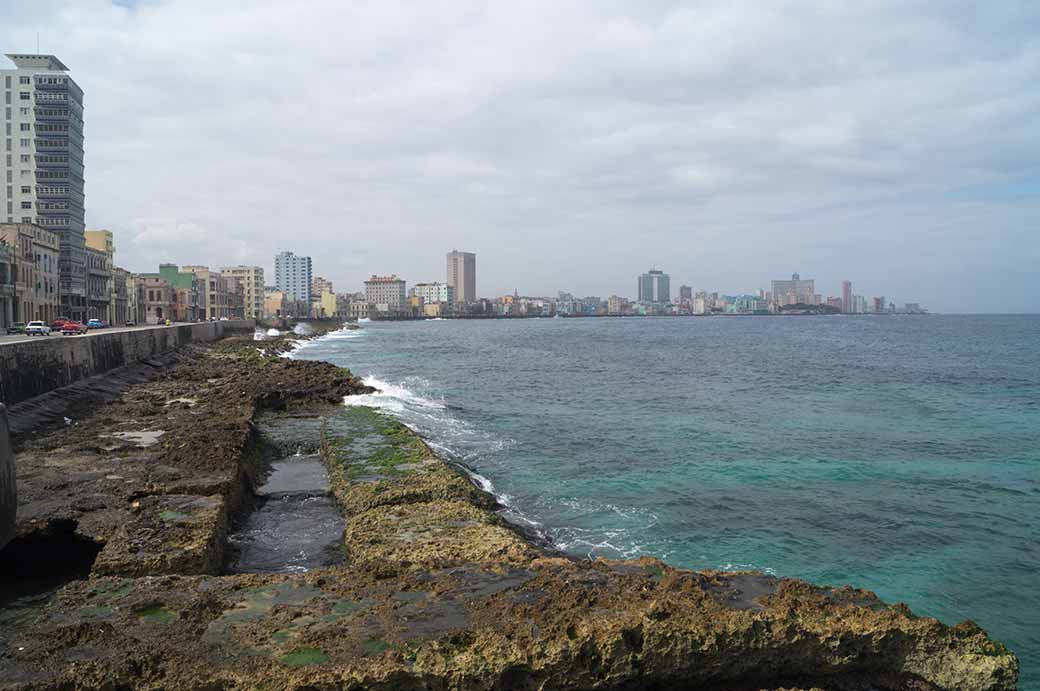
[{"xmin": 3, "ymin": 0, "xmax": 1038, "ymax": 310}]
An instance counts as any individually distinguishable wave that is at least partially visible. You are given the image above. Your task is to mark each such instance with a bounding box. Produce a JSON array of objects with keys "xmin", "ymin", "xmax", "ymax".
[{"xmin": 340, "ymin": 375, "xmax": 547, "ymax": 535}]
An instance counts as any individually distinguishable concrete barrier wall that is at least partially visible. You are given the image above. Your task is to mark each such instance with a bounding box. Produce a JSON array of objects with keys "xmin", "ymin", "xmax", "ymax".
[
  {"xmin": 0, "ymin": 320, "xmax": 254, "ymax": 406},
  {"xmin": 0, "ymin": 404, "xmax": 14, "ymax": 550}
]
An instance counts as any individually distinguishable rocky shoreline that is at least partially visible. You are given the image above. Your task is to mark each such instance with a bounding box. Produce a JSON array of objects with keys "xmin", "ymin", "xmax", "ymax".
[{"xmin": 0, "ymin": 326, "xmax": 1019, "ymax": 690}]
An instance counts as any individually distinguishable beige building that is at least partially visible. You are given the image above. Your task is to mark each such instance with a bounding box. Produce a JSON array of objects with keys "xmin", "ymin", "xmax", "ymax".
[
  {"xmin": 0, "ymin": 223, "xmax": 60, "ymax": 322},
  {"xmin": 85, "ymin": 230, "xmax": 115, "ymax": 323},
  {"xmin": 364, "ymin": 275, "xmax": 406, "ymax": 316},
  {"xmin": 181, "ymin": 265, "xmax": 229, "ymax": 320},
  {"xmin": 111, "ymin": 267, "xmax": 129, "ymax": 325},
  {"xmin": 225, "ymin": 276, "xmax": 245, "ymax": 319},
  {"xmin": 137, "ymin": 275, "xmax": 174, "ymax": 324},
  {"xmin": 221, "ymin": 265, "xmax": 265, "ymax": 319},
  {"xmin": 264, "ymin": 289, "xmax": 287, "ymax": 318}
]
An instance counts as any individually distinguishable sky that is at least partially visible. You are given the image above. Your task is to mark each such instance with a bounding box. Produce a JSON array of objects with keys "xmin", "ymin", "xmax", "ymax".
[{"xmin": 3, "ymin": 1, "xmax": 1039, "ymax": 312}]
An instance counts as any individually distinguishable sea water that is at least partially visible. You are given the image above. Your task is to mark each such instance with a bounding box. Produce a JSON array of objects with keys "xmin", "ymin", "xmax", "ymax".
[{"xmin": 295, "ymin": 315, "xmax": 1040, "ymax": 687}]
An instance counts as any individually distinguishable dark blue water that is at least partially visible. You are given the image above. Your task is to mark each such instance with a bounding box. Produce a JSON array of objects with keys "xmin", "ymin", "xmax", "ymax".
[{"xmin": 295, "ymin": 315, "xmax": 1040, "ymax": 686}]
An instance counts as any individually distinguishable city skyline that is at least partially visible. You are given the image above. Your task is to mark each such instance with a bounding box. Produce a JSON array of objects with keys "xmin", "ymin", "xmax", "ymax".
[{"xmin": 2, "ymin": 3, "xmax": 1037, "ymax": 313}]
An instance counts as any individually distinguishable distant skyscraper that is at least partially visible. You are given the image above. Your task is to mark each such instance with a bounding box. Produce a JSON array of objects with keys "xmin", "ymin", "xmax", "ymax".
[
  {"xmin": 842, "ymin": 280, "xmax": 853, "ymax": 314},
  {"xmin": 679, "ymin": 285, "xmax": 693, "ymax": 300},
  {"xmin": 274, "ymin": 251, "xmax": 312, "ymax": 304},
  {"xmin": 638, "ymin": 269, "xmax": 671, "ymax": 304},
  {"xmin": 2, "ymin": 54, "xmax": 87, "ymax": 320},
  {"xmin": 770, "ymin": 272, "xmax": 815, "ymax": 306},
  {"xmin": 446, "ymin": 250, "xmax": 476, "ymax": 304}
]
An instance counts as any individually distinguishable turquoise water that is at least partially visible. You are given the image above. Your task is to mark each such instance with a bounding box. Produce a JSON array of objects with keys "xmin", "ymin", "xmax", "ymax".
[{"xmin": 295, "ymin": 315, "xmax": 1040, "ymax": 686}]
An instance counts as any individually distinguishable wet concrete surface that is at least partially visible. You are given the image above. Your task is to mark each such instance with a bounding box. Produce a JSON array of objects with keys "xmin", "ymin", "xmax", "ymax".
[{"xmin": 226, "ymin": 454, "xmax": 345, "ymax": 574}]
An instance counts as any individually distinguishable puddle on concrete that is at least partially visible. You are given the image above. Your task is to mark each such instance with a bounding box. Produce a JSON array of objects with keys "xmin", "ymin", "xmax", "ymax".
[
  {"xmin": 105, "ymin": 430, "xmax": 166, "ymax": 447},
  {"xmin": 226, "ymin": 455, "xmax": 345, "ymax": 574}
]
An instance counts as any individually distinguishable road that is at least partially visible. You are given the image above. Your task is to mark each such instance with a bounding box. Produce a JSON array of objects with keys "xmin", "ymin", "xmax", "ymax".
[{"xmin": 0, "ymin": 322, "xmax": 213, "ymax": 346}]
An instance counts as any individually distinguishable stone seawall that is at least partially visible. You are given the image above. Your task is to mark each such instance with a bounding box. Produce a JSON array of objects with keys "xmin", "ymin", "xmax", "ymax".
[
  {"xmin": 0, "ymin": 404, "xmax": 13, "ymax": 551},
  {"xmin": 0, "ymin": 321, "xmax": 254, "ymax": 406}
]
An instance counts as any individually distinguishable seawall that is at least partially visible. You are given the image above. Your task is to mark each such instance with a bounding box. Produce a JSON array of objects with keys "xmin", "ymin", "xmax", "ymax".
[
  {"xmin": 0, "ymin": 404, "xmax": 13, "ymax": 551},
  {"xmin": 0, "ymin": 320, "xmax": 254, "ymax": 406}
]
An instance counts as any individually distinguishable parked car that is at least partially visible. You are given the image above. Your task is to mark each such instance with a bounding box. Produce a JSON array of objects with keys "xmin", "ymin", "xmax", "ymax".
[
  {"xmin": 51, "ymin": 318, "xmax": 69, "ymax": 330},
  {"xmin": 6, "ymin": 322, "xmax": 26, "ymax": 335},
  {"xmin": 125, "ymin": 320, "xmax": 137, "ymax": 327},
  {"xmin": 25, "ymin": 321, "xmax": 51, "ymax": 336},
  {"xmin": 87, "ymin": 318, "xmax": 104, "ymax": 329},
  {"xmin": 61, "ymin": 321, "xmax": 88, "ymax": 335}
]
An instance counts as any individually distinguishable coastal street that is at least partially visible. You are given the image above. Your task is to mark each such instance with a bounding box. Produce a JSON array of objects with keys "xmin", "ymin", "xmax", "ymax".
[{"xmin": 0, "ymin": 322, "xmax": 203, "ymax": 347}]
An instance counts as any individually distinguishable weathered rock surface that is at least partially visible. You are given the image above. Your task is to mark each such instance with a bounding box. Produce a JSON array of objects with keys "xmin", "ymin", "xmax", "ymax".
[{"xmin": 0, "ymin": 328, "xmax": 1019, "ymax": 690}]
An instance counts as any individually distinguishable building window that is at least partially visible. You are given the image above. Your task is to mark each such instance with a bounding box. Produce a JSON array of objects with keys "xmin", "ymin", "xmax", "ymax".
[
  {"xmin": 20, "ymin": 201, "xmax": 30, "ymax": 209},
  {"xmin": 20, "ymin": 186, "xmax": 30, "ymax": 193},
  {"xmin": 19, "ymin": 77, "xmax": 30, "ymax": 85},
  {"xmin": 19, "ymin": 92, "xmax": 30, "ymax": 101},
  {"xmin": 19, "ymin": 123, "xmax": 29, "ymax": 131},
  {"xmin": 20, "ymin": 138, "xmax": 30, "ymax": 147}
]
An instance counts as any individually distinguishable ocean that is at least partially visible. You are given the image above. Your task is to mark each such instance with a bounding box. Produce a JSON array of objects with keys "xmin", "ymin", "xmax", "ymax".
[{"xmin": 293, "ymin": 315, "xmax": 1040, "ymax": 687}]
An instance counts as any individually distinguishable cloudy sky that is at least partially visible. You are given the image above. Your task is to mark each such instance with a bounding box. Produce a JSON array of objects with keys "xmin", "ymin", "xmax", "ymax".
[{"xmin": 4, "ymin": 1, "xmax": 1038, "ymax": 311}]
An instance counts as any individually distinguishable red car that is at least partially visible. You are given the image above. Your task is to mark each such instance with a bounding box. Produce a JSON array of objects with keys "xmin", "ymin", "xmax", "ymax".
[
  {"xmin": 61, "ymin": 321, "xmax": 88, "ymax": 335},
  {"xmin": 51, "ymin": 319, "xmax": 68, "ymax": 330}
]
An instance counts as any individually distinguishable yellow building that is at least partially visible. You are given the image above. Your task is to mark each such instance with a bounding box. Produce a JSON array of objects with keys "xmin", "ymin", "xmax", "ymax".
[
  {"xmin": 319, "ymin": 290, "xmax": 337, "ymax": 318},
  {"xmin": 221, "ymin": 265, "xmax": 265, "ymax": 319},
  {"xmin": 264, "ymin": 289, "xmax": 287, "ymax": 318}
]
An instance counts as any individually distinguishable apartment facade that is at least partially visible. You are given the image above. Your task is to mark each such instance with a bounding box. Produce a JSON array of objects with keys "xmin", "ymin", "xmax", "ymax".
[
  {"xmin": 274, "ymin": 251, "xmax": 312, "ymax": 305},
  {"xmin": 181, "ymin": 265, "xmax": 229, "ymax": 320},
  {"xmin": 412, "ymin": 282, "xmax": 454, "ymax": 307},
  {"xmin": 85, "ymin": 245, "xmax": 110, "ymax": 321},
  {"xmin": 263, "ymin": 289, "xmax": 287, "ymax": 318},
  {"xmin": 138, "ymin": 275, "xmax": 173, "ymax": 324},
  {"xmin": 158, "ymin": 263, "xmax": 199, "ymax": 322},
  {"xmin": 2, "ymin": 54, "xmax": 87, "ymax": 321},
  {"xmin": 446, "ymin": 250, "xmax": 476, "ymax": 304},
  {"xmin": 364, "ymin": 275, "xmax": 406, "ymax": 315},
  {"xmin": 0, "ymin": 222, "xmax": 59, "ymax": 322},
  {"xmin": 0, "ymin": 244, "xmax": 14, "ymax": 329},
  {"xmin": 84, "ymin": 230, "xmax": 113, "ymax": 322},
  {"xmin": 221, "ymin": 265, "xmax": 264, "ymax": 319},
  {"xmin": 111, "ymin": 266, "xmax": 129, "ymax": 325}
]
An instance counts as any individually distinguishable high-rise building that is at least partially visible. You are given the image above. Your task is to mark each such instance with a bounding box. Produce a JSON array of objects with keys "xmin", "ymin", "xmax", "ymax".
[
  {"xmin": 842, "ymin": 280, "xmax": 853, "ymax": 314},
  {"xmin": 221, "ymin": 265, "xmax": 265, "ymax": 320},
  {"xmin": 446, "ymin": 250, "xmax": 476, "ymax": 304},
  {"xmin": 770, "ymin": 273, "xmax": 815, "ymax": 306},
  {"xmin": 274, "ymin": 251, "xmax": 312, "ymax": 304},
  {"xmin": 2, "ymin": 54, "xmax": 87, "ymax": 320},
  {"xmin": 679, "ymin": 285, "xmax": 693, "ymax": 300},
  {"xmin": 637, "ymin": 269, "xmax": 670, "ymax": 304}
]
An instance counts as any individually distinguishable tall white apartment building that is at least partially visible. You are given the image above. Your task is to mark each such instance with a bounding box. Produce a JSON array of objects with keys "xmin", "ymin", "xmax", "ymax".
[
  {"xmin": 446, "ymin": 250, "xmax": 476, "ymax": 304},
  {"xmin": 274, "ymin": 251, "xmax": 312, "ymax": 304},
  {"xmin": 221, "ymin": 265, "xmax": 265, "ymax": 319},
  {"xmin": 2, "ymin": 54, "xmax": 87, "ymax": 320}
]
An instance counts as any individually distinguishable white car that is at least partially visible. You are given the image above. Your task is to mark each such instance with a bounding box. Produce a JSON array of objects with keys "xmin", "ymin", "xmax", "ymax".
[{"xmin": 25, "ymin": 321, "xmax": 51, "ymax": 336}]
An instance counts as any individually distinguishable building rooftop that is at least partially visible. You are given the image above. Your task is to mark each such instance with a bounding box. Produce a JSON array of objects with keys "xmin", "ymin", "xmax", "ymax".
[{"xmin": 5, "ymin": 54, "xmax": 69, "ymax": 71}]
